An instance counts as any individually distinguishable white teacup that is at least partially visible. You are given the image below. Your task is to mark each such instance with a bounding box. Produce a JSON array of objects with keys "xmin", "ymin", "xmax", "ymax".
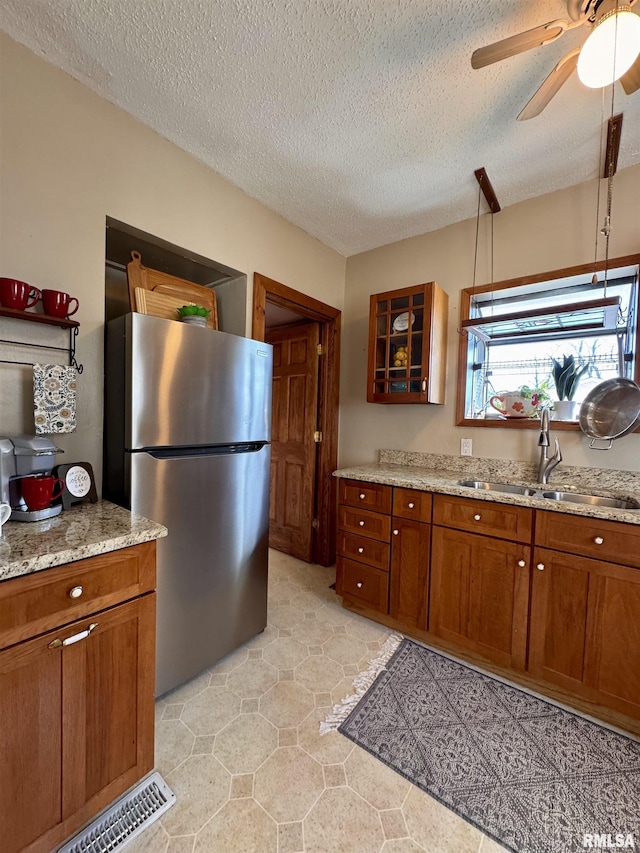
[
  {"xmin": 0, "ymin": 502, "xmax": 11, "ymax": 535},
  {"xmin": 489, "ymin": 392, "xmax": 540, "ymax": 419}
]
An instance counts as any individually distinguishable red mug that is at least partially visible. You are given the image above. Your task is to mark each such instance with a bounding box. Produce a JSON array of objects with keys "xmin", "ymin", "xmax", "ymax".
[
  {"xmin": 21, "ymin": 475, "xmax": 65, "ymax": 512},
  {"xmin": 0, "ymin": 278, "xmax": 41, "ymax": 311},
  {"xmin": 42, "ymin": 289, "xmax": 79, "ymax": 319}
]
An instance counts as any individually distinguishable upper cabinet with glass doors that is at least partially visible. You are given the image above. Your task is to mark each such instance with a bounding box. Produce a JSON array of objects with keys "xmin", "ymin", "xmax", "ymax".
[{"xmin": 367, "ymin": 282, "xmax": 448, "ymax": 404}]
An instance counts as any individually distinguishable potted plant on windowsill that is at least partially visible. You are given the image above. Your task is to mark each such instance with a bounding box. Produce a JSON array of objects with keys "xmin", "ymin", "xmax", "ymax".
[{"xmin": 551, "ymin": 355, "xmax": 588, "ymax": 420}]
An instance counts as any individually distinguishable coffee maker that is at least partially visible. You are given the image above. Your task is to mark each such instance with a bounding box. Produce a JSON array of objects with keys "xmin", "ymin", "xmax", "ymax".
[{"xmin": 0, "ymin": 436, "xmax": 63, "ymax": 521}]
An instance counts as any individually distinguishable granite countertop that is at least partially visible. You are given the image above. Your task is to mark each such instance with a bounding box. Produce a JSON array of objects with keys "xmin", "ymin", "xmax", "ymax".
[
  {"xmin": 0, "ymin": 500, "xmax": 168, "ymax": 582},
  {"xmin": 334, "ymin": 450, "xmax": 640, "ymax": 526}
]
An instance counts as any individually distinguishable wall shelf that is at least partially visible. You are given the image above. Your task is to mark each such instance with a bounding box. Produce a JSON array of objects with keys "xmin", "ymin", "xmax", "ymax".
[{"xmin": 0, "ymin": 307, "xmax": 83, "ymax": 372}]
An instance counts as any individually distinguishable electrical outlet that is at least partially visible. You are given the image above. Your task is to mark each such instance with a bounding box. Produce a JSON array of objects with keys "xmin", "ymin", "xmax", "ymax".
[{"xmin": 461, "ymin": 438, "xmax": 472, "ymax": 456}]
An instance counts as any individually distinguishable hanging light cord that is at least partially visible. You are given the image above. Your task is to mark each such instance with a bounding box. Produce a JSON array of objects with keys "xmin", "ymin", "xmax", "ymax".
[
  {"xmin": 471, "ymin": 179, "xmax": 482, "ymax": 307},
  {"xmin": 490, "ymin": 207, "xmax": 495, "ymax": 288},
  {"xmin": 601, "ymin": 2, "xmax": 620, "ymax": 295},
  {"xmin": 592, "ymin": 88, "xmax": 606, "ymax": 284}
]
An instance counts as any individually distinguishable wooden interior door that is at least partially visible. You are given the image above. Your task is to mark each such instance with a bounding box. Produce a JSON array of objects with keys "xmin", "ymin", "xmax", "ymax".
[{"xmin": 267, "ymin": 322, "xmax": 320, "ymax": 561}]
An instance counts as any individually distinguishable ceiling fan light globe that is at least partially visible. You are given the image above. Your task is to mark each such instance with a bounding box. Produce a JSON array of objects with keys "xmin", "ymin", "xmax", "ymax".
[{"xmin": 577, "ymin": 9, "xmax": 640, "ymax": 88}]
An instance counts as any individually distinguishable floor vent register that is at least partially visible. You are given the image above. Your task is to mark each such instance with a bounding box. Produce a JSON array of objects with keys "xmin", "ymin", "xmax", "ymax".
[{"xmin": 56, "ymin": 771, "xmax": 176, "ymax": 853}]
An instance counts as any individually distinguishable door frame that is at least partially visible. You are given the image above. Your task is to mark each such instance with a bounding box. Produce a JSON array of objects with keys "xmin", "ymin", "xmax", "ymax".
[{"xmin": 252, "ymin": 273, "xmax": 341, "ymax": 567}]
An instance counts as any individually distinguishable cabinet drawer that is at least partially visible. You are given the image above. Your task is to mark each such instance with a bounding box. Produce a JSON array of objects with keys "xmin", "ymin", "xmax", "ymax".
[
  {"xmin": 536, "ymin": 511, "xmax": 640, "ymax": 568},
  {"xmin": 433, "ymin": 494, "xmax": 533, "ymax": 543},
  {"xmin": 393, "ymin": 487, "xmax": 432, "ymax": 522},
  {"xmin": 0, "ymin": 541, "xmax": 156, "ymax": 650},
  {"xmin": 337, "ymin": 531, "xmax": 390, "ymax": 572},
  {"xmin": 336, "ymin": 557, "xmax": 389, "ymax": 613},
  {"xmin": 339, "ymin": 479, "xmax": 392, "ymax": 514},
  {"xmin": 338, "ymin": 506, "xmax": 391, "ymax": 542}
]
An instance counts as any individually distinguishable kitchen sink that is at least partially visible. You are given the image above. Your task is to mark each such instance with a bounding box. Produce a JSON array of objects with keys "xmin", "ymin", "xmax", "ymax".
[
  {"xmin": 541, "ymin": 491, "xmax": 640, "ymax": 510},
  {"xmin": 457, "ymin": 480, "xmax": 537, "ymax": 496},
  {"xmin": 457, "ymin": 480, "xmax": 640, "ymax": 510}
]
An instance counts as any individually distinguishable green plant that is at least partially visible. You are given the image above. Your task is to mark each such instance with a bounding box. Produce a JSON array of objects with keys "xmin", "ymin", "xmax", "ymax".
[
  {"xmin": 177, "ymin": 303, "xmax": 211, "ymax": 319},
  {"xmin": 551, "ymin": 355, "xmax": 588, "ymax": 401},
  {"xmin": 517, "ymin": 382, "xmax": 552, "ymax": 407}
]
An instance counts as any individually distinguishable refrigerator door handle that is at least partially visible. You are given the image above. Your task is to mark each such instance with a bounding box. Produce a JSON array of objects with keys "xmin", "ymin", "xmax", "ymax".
[{"xmin": 142, "ymin": 442, "xmax": 268, "ymax": 460}]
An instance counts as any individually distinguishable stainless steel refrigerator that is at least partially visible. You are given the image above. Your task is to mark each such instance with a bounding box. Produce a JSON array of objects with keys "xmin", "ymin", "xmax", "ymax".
[{"xmin": 104, "ymin": 313, "xmax": 272, "ymax": 696}]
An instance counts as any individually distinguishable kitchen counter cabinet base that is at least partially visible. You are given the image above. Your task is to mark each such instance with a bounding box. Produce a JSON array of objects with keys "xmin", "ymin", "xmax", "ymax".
[
  {"xmin": 0, "ymin": 543, "xmax": 157, "ymax": 853},
  {"xmin": 529, "ymin": 547, "xmax": 640, "ymax": 720},
  {"xmin": 336, "ymin": 477, "xmax": 640, "ymax": 735}
]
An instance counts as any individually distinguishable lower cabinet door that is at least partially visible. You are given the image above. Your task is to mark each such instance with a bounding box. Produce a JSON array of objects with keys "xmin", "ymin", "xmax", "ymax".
[
  {"xmin": 62, "ymin": 594, "xmax": 156, "ymax": 821},
  {"xmin": 3, "ymin": 593, "xmax": 157, "ymax": 853},
  {"xmin": 429, "ymin": 526, "xmax": 530, "ymax": 669},
  {"xmin": 0, "ymin": 632, "xmax": 63, "ymax": 853},
  {"xmin": 529, "ymin": 548, "xmax": 640, "ymax": 718},
  {"xmin": 389, "ymin": 518, "xmax": 430, "ymax": 629}
]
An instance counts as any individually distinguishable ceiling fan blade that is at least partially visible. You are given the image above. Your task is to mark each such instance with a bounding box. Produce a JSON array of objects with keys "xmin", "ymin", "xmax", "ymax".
[
  {"xmin": 471, "ymin": 20, "xmax": 569, "ymax": 69},
  {"xmin": 620, "ymin": 52, "xmax": 640, "ymax": 95},
  {"xmin": 517, "ymin": 49, "xmax": 580, "ymax": 121}
]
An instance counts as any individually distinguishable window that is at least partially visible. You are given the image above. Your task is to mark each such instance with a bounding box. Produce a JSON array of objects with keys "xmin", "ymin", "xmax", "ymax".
[{"xmin": 456, "ymin": 254, "xmax": 640, "ymax": 428}]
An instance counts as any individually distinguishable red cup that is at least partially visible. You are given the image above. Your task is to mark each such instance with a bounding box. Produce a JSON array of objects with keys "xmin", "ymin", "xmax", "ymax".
[
  {"xmin": 0, "ymin": 278, "xmax": 41, "ymax": 310},
  {"xmin": 42, "ymin": 289, "xmax": 79, "ymax": 319},
  {"xmin": 21, "ymin": 475, "xmax": 65, "ymax": 511}
]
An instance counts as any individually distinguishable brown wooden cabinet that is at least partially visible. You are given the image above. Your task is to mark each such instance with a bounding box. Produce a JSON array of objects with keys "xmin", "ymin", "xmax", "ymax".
[
  {"xmin": 336, "ymin": 478, "xmax": 640, "ymax": 729},
  {"xmin": 0, "ymin": 542, "xmax": 156, "ymax": 853},
  {"xmin": 367, "ymin": 281, "xmax": 448, "ymax": 404},
  {"xmin": 336, "ymin": 480, "xmax": 393, "ymax": 614},
  {"xmin": 529, "ymin": 520, "xmax": 640, "ymax": 720},
  {"xmin": 389, "ymin": 488, "xmax": 432, "ymax": 628},
  {"xmin": 337, "ymin": 481, "xmax": 432, "ymax": 625},
  {"xmin": 389, "ymin": 517, "xmax": 430, "ymax": 629},
  {"xmin": 429, "ymin": 524, "xmax": 531, "ymax": 670}
]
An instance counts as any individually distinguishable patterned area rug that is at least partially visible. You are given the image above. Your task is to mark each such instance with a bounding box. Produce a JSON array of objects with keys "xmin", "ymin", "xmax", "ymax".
[{"xmin": 338, "ymin": 638, "xmax": 640, "ymax": 853}]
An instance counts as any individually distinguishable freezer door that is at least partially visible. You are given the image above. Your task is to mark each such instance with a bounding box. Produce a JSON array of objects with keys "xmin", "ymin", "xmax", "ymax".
[
  {"xmin": 130, "ymin": 444, "xmax": 270, "ymax": 696},
  {"xmin": 126, "ymin": 313, "xmax": 272, "ymax": 449}
]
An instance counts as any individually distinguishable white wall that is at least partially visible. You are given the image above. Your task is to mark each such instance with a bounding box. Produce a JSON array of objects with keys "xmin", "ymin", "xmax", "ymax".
[
  {"xmin": 0, "ymin": 34, "xmax": 346, "ymax": 483},
  {"xmin": 341, "ymin": 166, "xmax": 640, "ymax": 471}
]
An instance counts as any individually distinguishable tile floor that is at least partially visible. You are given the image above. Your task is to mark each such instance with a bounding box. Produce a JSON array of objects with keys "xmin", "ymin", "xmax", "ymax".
[{"xmin": 127, "ymin": 550, "xmax": 505, "ymax": 853}]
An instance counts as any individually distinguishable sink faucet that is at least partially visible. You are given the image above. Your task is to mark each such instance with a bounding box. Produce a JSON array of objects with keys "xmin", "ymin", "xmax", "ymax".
[{"xmin": 538, "ymin": 407, "xmax": 562, "ymax": 484}]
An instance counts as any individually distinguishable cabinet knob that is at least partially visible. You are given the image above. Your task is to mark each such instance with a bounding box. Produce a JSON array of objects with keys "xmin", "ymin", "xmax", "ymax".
[
  {"xmin": 356, "ymin": 582, "xmax": 363, "ymax": 588},
  {"xmin": 536, "ymin": 563, "xmax": 545, "ymax": 571},
  {"xmin": 393, "ymin": 529, "xmax": 399, "ymax": 535},
  {"xmin": 421, "ymin": 379, "xmax": 427, "ymax": 392},
  {"xmin": 518, "ymin": 560, "xmax": 526, "ymax": 567},
  {"xmin": 594, "ymin": 536, "xmax": 604, "ymax": 545},
  {"xmin": 69, "ymin": 585, "xmax": 83, "ymax": 599},
  {"xmin": 359, "ymin": 520, "xmax": 365, "ymax": 527},
  {"xmin": 474, "ymin": 513, "xmax": 481, "ymax": 521},
  {"xmin": 408, "ymin": 502, "xmax": 415, "ymax": 509},
  {"xmin": 359, "ymin": 493, "xmax": 366, "ymax": 499},
  {"xmin": 358, "ymin": 547, "xmax": 364, "ymax": 553}
]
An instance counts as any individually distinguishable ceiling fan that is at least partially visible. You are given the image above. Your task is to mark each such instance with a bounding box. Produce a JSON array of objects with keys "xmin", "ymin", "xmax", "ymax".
[{"xmin": 472, "ymin": 0, "xmax": 640, "ymax": 120}]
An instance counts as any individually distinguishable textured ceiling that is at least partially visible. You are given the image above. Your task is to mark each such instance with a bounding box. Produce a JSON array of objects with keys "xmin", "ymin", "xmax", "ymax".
[{"xmin": 1, "ymin": 0, "xmax": 639, "ymax": 256}]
